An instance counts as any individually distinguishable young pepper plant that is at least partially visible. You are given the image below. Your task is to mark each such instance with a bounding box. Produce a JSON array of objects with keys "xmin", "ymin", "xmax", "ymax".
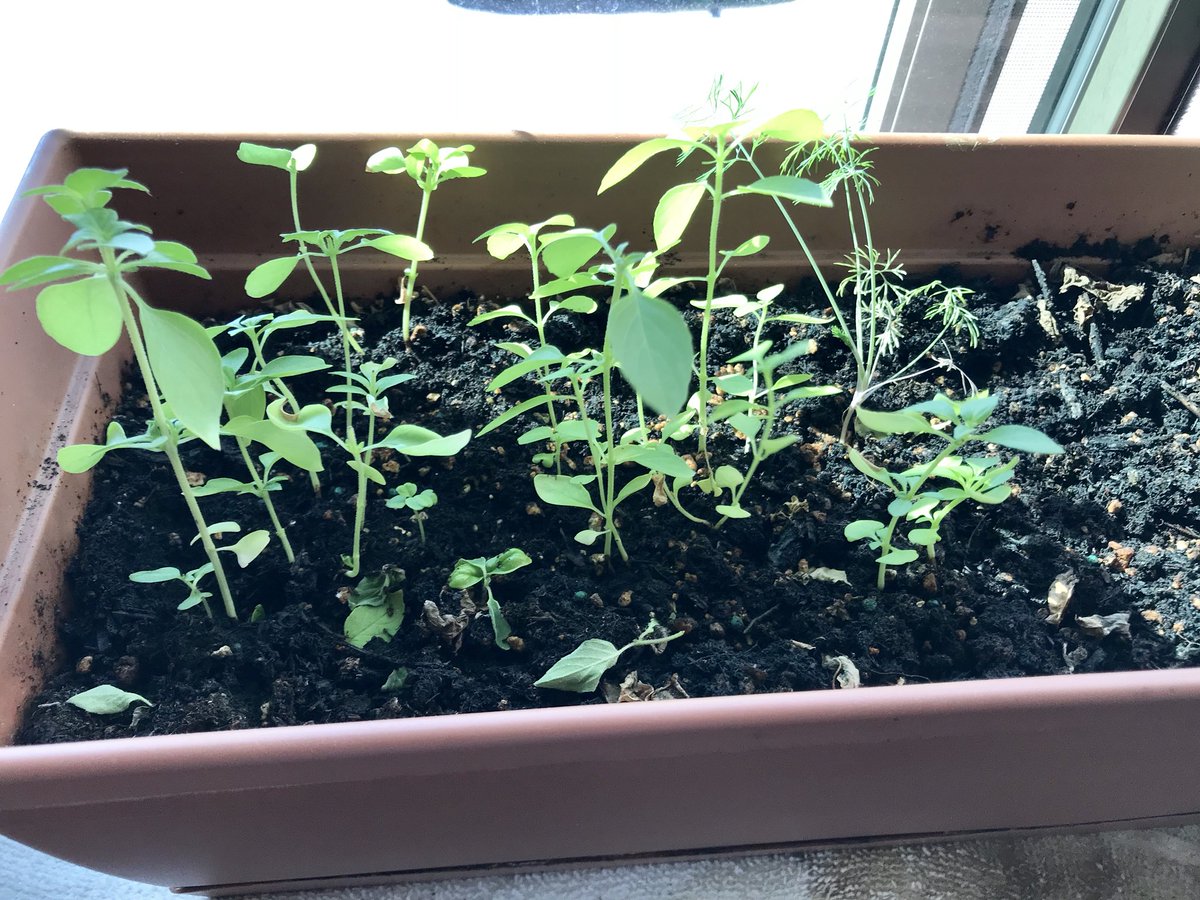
[
  {"xmin": 845, "ymin": 392, "xmax": 1063, "ymax": 590},
  {"xmin": 0, "ymin": 168, "xmax": 246, "ymax": 619},
  {"xmin": 366, "ymin": 140, "xmax": 486, "ymax": 345},
  {"xmin": 447, "ymin": 548, "xmax": 531, "ymax": 650},
  {"xmin": 597, "ymin": 108, "xmax": 830, "ymax": 487}
]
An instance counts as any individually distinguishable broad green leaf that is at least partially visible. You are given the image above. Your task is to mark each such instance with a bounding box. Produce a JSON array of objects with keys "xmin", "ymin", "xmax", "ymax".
[
  {"xmin": 773, "ymin": 312, "xmax": 833, "ymax": 325},
  {"xmin": 237, "ymin": 142, "xmax": 314, "ymax": 171},
  {"xmin": 906, "ymin": 394, "xmax": 957, "ymax": 420},
  {"xmin": 476, "ymin": 393, "xmax": 563, "ymax": 438},
  {"xmin": 534, "ymin": 639, "xmax": 622, "ymax": 692},
  {"xmin": 608, "ymin": 288, "xmax": 693, "ymax": 415},
  {"xmin": 0, "ymin": 255, "xmax": 88, "ymax": 289},
  {"xmin": 551, "ymin": 295, "xmax": 598, "ymax": 314},
  {"xmin": 611, "ymin": 443, "xmax": 693, "ymax": 480},
  {"xmin": 781, "ymin": 385, "xmax": 842, "ymax": 403},
  {"xmin": 57, "ymin": 442, "xmax": 110, "ymax": 474},
  {"xmin": 888, "ymin": 498, "xmax": 914, "ymax": 517},
  {"xmin": 344, "ymin": 591, "xmax": 405, "ymax": 648},
  {"xmin": 250, "ymin": 604, "xmax": 267, "ymax": 623},
  {"xmin": 347, "ymin": 460, "xmax": 386, "ymax": 486},
  {"xmin": 847, "ymin": 447, "xmax": 895, "ymax": 488},
  {"xmin": 256, "ymin": 354, "xmax": 330, "ymax": 380},
  {"xmin": 540, "ymin": 228, "xmax": 610, "ymax": 278},
  {"xmin": 733, "ymin": 175, "xmax": 832, "ymax": 207},
  {"xmin": 245, "ymin": 256, "xmax": 299, "ymax": 298},
  {"xmin": 958, "ymin": 392, "xmax": 1000, "ymax": 425},
  {"xmin": 490, "ymin": 548, "xmax": 532, "ymax": 575},
  {"xmin": 877, "ymin": 549, "xmax": 919, "ymax": 566},
  {"xmin": 66, "ymin": 684, "xmax": 152, "ymax": 715},
  {"xmin": 139, "ymin": 303, "xmax": 224, "ymax": 449},
  {"xmin": 978, "ymin": 425, "xmax": 1064, "ymax": 455},
  {"xmin": 856, "ymin": 406, "xmax": 937, "ymax": 436},
  {"xmin": 375, "ymin": 425, "xmax": 471, "ymax": 457},
  {"xmin": 908, "ymin": 528, "xmax": 938, "ymax": 546},
  {"xmin": 715, "ymin": 504, "xmax": 750, "ymax": 519},
  {"xmin": 844, "ymin": 519, "xmax": 884, "ymax": 542},
  {"xmin": 448, "ymin": 558, "xmax": 486, "ymax": 589},
  {"xmin": 129, "ymin": 566, "xmax": 182, "ymax": 583},
  {"xmin": 534, "ymin": 474, "xmax": 598, "ymax": 512},
  {"xmin": 191, "ymin": 477, "xmax": 252, "ymax": 498},
  {"xmin": 574, "ymin": 529, "xmax": 603, "ymax": 545},
  {"xmin": 724, "ymin": 235, "xmax": 769, "ymax": 258},
  {"xmin": 488, "ymin": 597, "xmax": 512, "ymax": 650},
  {"xmin": 267, "ymin": 398, "xmax": 334, "ymax": 436},
  {"xmin": 36, "ymin": 276, "xmax": 123, "ymax": 356},
  {"xmin": 745, "ymin": 108, "xmax": 824, "ymax": 143},
  {"xmin": 365, "ymin": 234, "xmax": 434, "ymax": 261},
  {"xmin": 760, "ymin": 435, "xmax": 800, "ymax": 456},
  {"xmin": 653, "ymin": 182, "xmax": 706, "ymax": 251},
  {"xmin": 365, "ymin": 146, "xmax": 407, "ymax": 174},
  {"xmin": 191, "ymin": 521, "xmax": 240, "ymax": 544},
  {"xmin": 598, "ymin": 138, "xmax": 692, "ymax": 194},
  {"xmin": 613, "ymin": 472, "xmax": 654, "ymax": 506},
  {"xmin": 224, "ymin": 384, "xmax": 266, "ymax": 422},
  {"xmin": 486, "ymin": 344, "xmax": 566, "ymax": 391},
  {"xmin": 224, "ymin": 416, "xmax": 323, "ymax": 472},
  {"xmin": 469, "ymin": 304, "xmax": 532, "ymax": 327},
  {"xmin": 221, "ymin": 530, "xmax": 270, "ymax": 567},
  {"xmin": 713, "ymin": 465, "xmax": 744, "ymax": 489}
]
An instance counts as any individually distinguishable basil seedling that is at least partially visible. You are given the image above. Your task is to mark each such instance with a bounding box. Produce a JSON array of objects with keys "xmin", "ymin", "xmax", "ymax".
[{"xmin": 448, "ymin": 548, "xmax": 531, "ymax": 650}]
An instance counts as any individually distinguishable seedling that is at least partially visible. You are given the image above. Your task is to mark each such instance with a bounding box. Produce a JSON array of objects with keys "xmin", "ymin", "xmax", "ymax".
[
  {"xmin": 1, "ymin": 169, "xmax": 244, "ymax": 618},
  {"xmin": 845, "ymin": 392, "xmax": 1063, "ymax": 590},
  {"xmin": 699, "ymin": 286, "xmax": 839, "ymax": 525},
  {"xmin": 324, "ymin": 358, "xmax": 470, "ymax": 577},
  {"xmin": 386, "ymin": 483, "xmax": 437, "ymax": 543},
  {"xmin": 598, "ymin": 102, "xmax": 830, "ymax": 485},
  {"xmin": 448, "ymin": 548, "xmax": 531, "ymax": 650},
  {"xmin": 534, "ymin": 616, "xmax": 685, "ymax": 692},
  {"xmin": 471, "ymin": 214, "xmax": 606, "ymax": 472},
  {"xmin": 130, "ymin": 527, "xmax": 269, "ymax": 617},
  {"xmin": 527, "ymin": 233, "xmax": 696, "ymax": 561},
  {"xmin": 343, "ymin": 568, "xmax": 406, "ymax": 649},
  {"xmin": 367, "ymin": 139, "xmax": 486, "ymax": 344},
  {"xmin": 781, "ymin": 132, "xmax": 980, "ymax": 441}
]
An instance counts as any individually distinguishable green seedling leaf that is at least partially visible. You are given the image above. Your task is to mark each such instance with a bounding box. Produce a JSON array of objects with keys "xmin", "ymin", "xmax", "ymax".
[
  {"xmin": 653, "ymin": 182, "xmax": 706, "ymax": 251},
  {"xmin": 715, "ymin": 504, "xmax": 750, "ymax": 519},
  {"xmin": 365, "ymin": 234, "xmax": 435, "ymax": 261},
  {"xmin": 957, "ymin": 392, "xmax": 1000, "ymax": 425},
  {"xmin": 978, "ymin": 425, "xmax": 1064, "ymax": 455},
  {"xmin": 468, "ymin": 304, "xmax": 531, "ymax": 327},
  {"xmin": 535, "ymin": 474, "xmax": 599, "ymax": 512},
  {"xmin": 347, "ymin": 460, "xmax": 386, "ymax": 485},
  {"xmin": 609, "ymin": 288, "xmax": 693, "ymax": 415},
  {"xmin": 224, "ymin": 417, "xmax": 324, "ymax": 472},
  {"xmin": 844, "ymin": 519, "xmax": 884, "ymax": 542},
  {"xmin": 0, "ymin": 255, "xmax": 89, "ymax": 289},
  {"xmin": 250, "ymin": 604, "xmax": 267, "ymax": 623},
  {"xmin": 732, "ymin": 175, "xmax": 832, "ymax": 207},
  {"xmin": 245, "ymin": 256, "xmax": 299, "ymax": 298},
  {"xmin": 375, "ymin": 425, "xmax": 471, "ymax": 457},
  {"xmin": 713, "ymin": 465, "xmax": 744, "ymax": 489},
  {"xmin": 552, "ymin": 295, "xmax": 598, "ymax": 315},
  {"xmin": 541, "ymin": 230, "xmax": 608, "ymax": 278},
  {"xmin": 574, "ymin": 529, "xmax": 603, "ymax": 545},
  {"xmin": 66, "ymin": 684, "xmax": 152, "ymax": 715},
  {"xmin": 908, "ymin": 527, "xmax": 938, "ymax": 546},
  {"xmin": 36, "ymin": 276, "xmax": 123, "ymax": 355},
  {"xmin": 255, "ymin": 355, "xmax": 330, "ymax": 380},
  {"xmin": 344, "ymin": 590, "xmax": 404, "ymax": 648},
  {"xmin": 856, "ymin": 406, "xmax": 937, "ymax": 437},
  {"xmin": 486, "ymin": 344, "xmax": 566, "ymax": 391},
  {"xmin": 534, "ymin": 639, "xmax": 623, "ymax": 692},
  {"xmin": 724, "ymin": 235, "xmax": 769, "ymax": 258},
  {"xmin": 848, "ymin": 447, "xmax": 895, "ymax": 488},
  {"xmin": 129, "ymin": 566, "xmax": 182, "ymax": 583},
  {"xmin": 448, "ymin": 559, "xmax": 486, "ymax": 589},
  {"xmin": 877, "ymin": 548, "xmax": 919, "ymax": 566},
  {"xmin": 613, "ymin": 472, "xmax": 654, "ymax": 506},
  {"xmin": 237, "ymin": 142, "xmax": 315, "ymax": 172},
  {"xmin": 488, "ymin": 597, "xmax": 512, "ymax": 650},
  {"xmin": 190, "ymin": 521, "xmax": 241, "ymax": 544},
  {"xmin": 490, "ymin": 548, "xmax": 532, "ymax": 575},
  {"xmin": 745, "ymin": 108, "xmax": 824, "ymax": 143},
  {"xmin": 382, "ymin": 668, "xmax": 408, "ymax": 693},
  {"xmin": 138, "ymin": 303, "xmax": 224, "ymax": 449},
  {"xmin": 266, "ymin": 398, "xmax": 333, "ymax": 437},
  {"xmin": 598, "ymin": 138, "xmax": 692, "ymax": 194},
  {"xmin": 221, "ymin": 530, "xmax": 270, "ymax": 567}
]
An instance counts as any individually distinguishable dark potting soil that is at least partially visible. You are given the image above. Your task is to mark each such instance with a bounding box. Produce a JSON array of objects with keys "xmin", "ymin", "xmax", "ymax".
[{"xmin": 17, "ymin": 257, "xmax": 1200, "ymax": 744}]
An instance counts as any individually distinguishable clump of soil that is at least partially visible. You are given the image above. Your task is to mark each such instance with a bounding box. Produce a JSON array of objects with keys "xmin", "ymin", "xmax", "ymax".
[{"xmin": 18, "ymin": 258, "xmax": 1200, "ymax": 744}]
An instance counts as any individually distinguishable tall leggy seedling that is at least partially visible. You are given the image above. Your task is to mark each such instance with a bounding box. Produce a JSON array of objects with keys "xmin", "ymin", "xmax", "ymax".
[
  {"xmin": 366, "ymin": 140, "xmax": 486, "ymax": 345},
  {"xmin": 0, "ymin": 169, "xmax": 242, "ymax": 618},
  {"xmin": 598, "ymin": 108, "xmax": 831, "ymax": 486}
]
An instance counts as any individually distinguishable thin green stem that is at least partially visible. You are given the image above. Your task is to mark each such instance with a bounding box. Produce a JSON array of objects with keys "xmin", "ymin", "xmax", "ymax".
[
  {"xmin": 107, "ymin": 261, "xmax": 237, "ymax": 619},
  {"xmin": 696, "ymin": 139, "xmax": 728, "ymax": 476},
  {"xmin": 401, "ymin": 188, "xmax": 433, "ymax": 345},
  {"xmin": 245, "ymin": 327, "xmax": 321, "ymax": 495},
  {"xmin": 530, "ymin": 248, "xmax": 563, "ymax": 474},
  {"xmin": 875, "ymin": 441, "xmax": 961, "ymax": 590},
  {"xmin": 345, "ymin": 411, "xmax": 378, "ymax": 578},
  {"xmin": 326, "ymin": 247, "xmax": 354, "ymax": 437},
  {"xmin": 236, "ymin": 437, "xmax": 295, "ymax": 563}
]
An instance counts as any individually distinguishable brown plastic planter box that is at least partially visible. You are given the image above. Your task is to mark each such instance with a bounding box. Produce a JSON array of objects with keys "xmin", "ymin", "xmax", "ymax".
[{"xmin": 1, "ymin": 132, "xmax": 1199, "ymax": 896}]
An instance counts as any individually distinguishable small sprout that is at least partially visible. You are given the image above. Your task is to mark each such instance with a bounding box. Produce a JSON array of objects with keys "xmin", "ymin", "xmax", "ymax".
[
  {"xmin": 66, "ymin": 685, "xmax": 153, "ymax": 715},
  {"xmin": 382, "ymin": 668, "xmax": 409, "ymax": 693},
  {"xmin": 448, "ymin": 549, "xmax": 531, "ymax": 650},
  {"xmin": 535, "ymin": 617, "xmax": 685, "ymax": 693},
  {"xmin": 386, "ymin": 482, "xmax": 438, "ymax": 543}
]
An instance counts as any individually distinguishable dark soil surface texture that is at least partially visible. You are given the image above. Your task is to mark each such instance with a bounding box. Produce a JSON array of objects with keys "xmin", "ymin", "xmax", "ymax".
[{"xmin": 18, "ymin": 257, "xmax": 1200, "ymax": 744}]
